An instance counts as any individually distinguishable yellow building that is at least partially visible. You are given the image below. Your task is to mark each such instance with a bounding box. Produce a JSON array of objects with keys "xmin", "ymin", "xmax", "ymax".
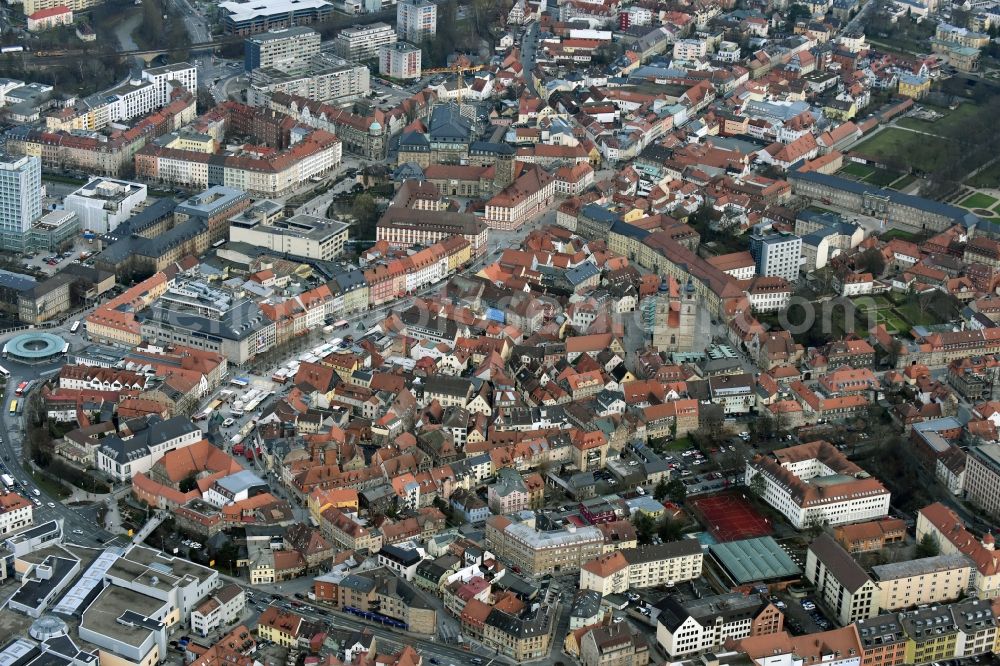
[
  {"xmin": 256, "ymin": 607, "xmax": 302, "ymax": 647},
  {"xmin": 167, "ymin": 131, "xmax": 216, "ymax": 153},
  {"xmin": 308, "ymin": 487, "xmax": 359, "ymax": 523},
  {"xmin": 873, "ymin": 554, "xmax": 973, "ymax": 611},
  {"xmin": 443, "ymin": 235, "xmax": 471, "ymax": 273},
  {"xmin": 901, "ymin": 606, "xmax": 959, "ymax": 665},
  {"xmin": 823, "ymin": 98, "xmax": 857, "ymax": 121},
  {"xmin": 898, "ymin": 73, "xmax": 931, "ymax": 99}
]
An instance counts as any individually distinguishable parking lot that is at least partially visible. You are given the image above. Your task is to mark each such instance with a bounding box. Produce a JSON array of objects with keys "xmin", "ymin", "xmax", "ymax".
[
  {"xmin": 774, "ymin": 591, "xmax": 835, "ymax": 635},
  {"xmin": 16, "ymin": 236, "xmax": 98, "ymax": 276}
]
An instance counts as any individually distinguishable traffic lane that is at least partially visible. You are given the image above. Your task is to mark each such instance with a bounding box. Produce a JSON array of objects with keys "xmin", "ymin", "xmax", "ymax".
[
  {"xmin": 0, "ymin": 366, "xmax": 110, "ymax": 538},
  {"xmin": 256, "ymin": 595, "xmax": 503, "ymax": 664}
]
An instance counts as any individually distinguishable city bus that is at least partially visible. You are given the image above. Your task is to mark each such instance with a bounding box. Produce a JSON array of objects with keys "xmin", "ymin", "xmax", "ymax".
[
  {"xmin": 8, "ymin": 400, "xmax": 16, "ymax": 415},
  {"xmin": 230, "ymin": 377, "xmax": 249, "ymax": 388},
  {"xmin": 0, "ymin": 364, "xmax": 10, "ymax": 380},
  {"xmin": 69, "ymin": 321, "xmax": 81, "ymax": 333},
  {"xmin": 14, "ymin": 382, "xmax": 28, "ymax": 396}
]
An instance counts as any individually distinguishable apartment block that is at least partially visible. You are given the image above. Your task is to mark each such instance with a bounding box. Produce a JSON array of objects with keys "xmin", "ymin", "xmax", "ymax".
[
  {"xmin": 872, "ymin": 555, "xmax": 974, "ymax": 611},
  {"xmin": 379, "ymin": 42, "xmax": 422, "ymax": 80},
  {"xmin": 333, "ymin": 22, "xmax": 397, "ymax": 61},
  {"xmin": 579, "ymin": 541, "xmax": 703, "ymax": 595},
  {"xmin": 806, "ymin": 534, "xmax": 880, "ymax": 626},
  {"xmin": 396, "ymin": 0, "xmax": 436, "ymax": 43},
  {"xmin": 244, "ymin": 27, "xmax": 321, "ymax": 72}
]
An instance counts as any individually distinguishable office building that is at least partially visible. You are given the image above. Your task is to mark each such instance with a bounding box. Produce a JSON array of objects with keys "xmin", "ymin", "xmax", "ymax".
[
  {"xmin": 485, "ymin": 514, "xmax": 604, "ymax": 576},
  {"xmin": 379, "ymin": 42, "xmax": 422, "ymax": 80},
  {"xmin": 749, "ymin": 230, "xmax": 802, "ymax": 282},
  {"xmin": 96, "ymin": 415, "xmax": 204, "ymax": 482},
  {"xmin": 244, "ymin": 27, "xmax": 321, "ymax": 72},
  {"xmin": 220, "ymin": 0, "xmax": 334, "ymax": 35},
  {"xmin": 229, "ymin": 209, "xmax": 349, "ymax": 260},
  {"xmin": 138, "ymin": 280, "xmax": 277, "ymax": 365},
  {"xmin": 333, "ymin": 22, "xmax": 397, "ymax": 61},
  {"xmin": 63, "ymin": 178, "xmax": 147, "ymax": 234},
  {"xmin": 746, "ymin": 441, "xmax": 891, "ymax": 529},
  {"xmin": 962, "ymin": 442, "xmax": 1000, "ymax": 521},
  {"xmin": 396, "ymin": 0, "xmax": 436, "ymax": 43},
  {"xmin": 0, "ymin": 153, "xmax": 42, "ymax": 251}
]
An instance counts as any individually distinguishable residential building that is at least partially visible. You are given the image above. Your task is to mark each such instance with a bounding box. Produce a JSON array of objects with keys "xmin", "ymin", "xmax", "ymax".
[
  {"xmin": 915, "ymin": 503, "xmax": 1000, "ymax": 599},
  {"xmin": 332, "ymin": 23, "xmax": 397, "ymax": 61},
  {"xmin": 21, "ymin": 0, "xmax": 96, "ymax": 20},
  {"xmin": 190, "ymin": 584, "xmax": 246, "ymax": 637},
  {"xmin": 899, "ymin": 605, "xmax": 959, "ymax": 665},
  {"xmin": 483, "ymin": 604, "xmax": 555, "ymax": 661},
  {"xmin": 579, "ymin": 624, "xmax": 650, "ymax": 666},
  {"xmin": 247, "ymin": 55, "xmax": 370, "ymax": 106},
  {"xmin": 488, "ymin": 468, "xmax": 537, "ymax": 514},
  {"xmin": 856, "ymin": 613, "xmax": 908, "ymax": 666},
  {"xmin": 746, "ymin": 441, "xmax": 891, "ymax": 529},
  {"xmin": 579, "ymin": 540, "xmax": 703, "ymax": 595},
  {"xmin": 396, "ymin": 0, "xmax": 436, "ymax": 44},
  {"xmin": 655, "ymin": 592, "xmax": 783, "ymax": 658},
  {"xmin": 256, "ymin": 607, "xmax": 302, "ymax": 646},
  {"xmin": 806, "ymin": 534, "xmax": 881, "ymax": 626},
  {"xmin": 0, "ymin": 492, "xmax": 32, "ymax": 536},
  {"xmin": 244, "ymin": 27, "xmax": 321, "ymax": 72},
  {"xmin": 380, "ymin": 42, "xmax": 422, "ymax": 80},
  {"xmin": 873, "ymin": 555, "xmax": 974, "ymax": 611},
  {"xmin": 26, "ymin": 5, "xmax": 72, "ymax": 31}
]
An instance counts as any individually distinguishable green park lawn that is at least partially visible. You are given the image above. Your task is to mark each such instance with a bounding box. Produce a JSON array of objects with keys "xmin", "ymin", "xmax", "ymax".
[
  {"xmin": 840, "ymin": 162, "xmax": 875, "ymax": 178},
  {"xmin": 851, "ymin": 128, "xmax": 951, "ymax": 174},
  {"xmin": 960, "ymin": 192, "xmax": 999, "ymax": 209}
]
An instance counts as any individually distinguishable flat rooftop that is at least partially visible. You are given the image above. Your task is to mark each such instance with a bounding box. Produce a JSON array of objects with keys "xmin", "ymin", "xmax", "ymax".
[
  {"xmin": 80, "ymin": 586, "xmax": 165, "ymax": 648},
  {"xmin": 709, "ymin": 537, "xmax": 801, "ymax": 584},
  {"xmin": 872, "ymin": 554, "xmax": 975, "ymax": 581},
  {"xmin": 220, "ymin": 0, "xmax": 332, "ymax": 21}
]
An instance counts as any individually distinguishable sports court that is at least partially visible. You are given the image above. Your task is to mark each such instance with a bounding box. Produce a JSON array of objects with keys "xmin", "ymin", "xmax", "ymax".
[{"xmin": 690, "ymin": 491, "xmax": 774, "ymax": 542}]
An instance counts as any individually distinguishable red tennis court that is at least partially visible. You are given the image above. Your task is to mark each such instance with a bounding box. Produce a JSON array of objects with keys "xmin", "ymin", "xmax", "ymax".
[{"xmin": 690, "ymin": 491, "xmax": 774, "ymax": 542}]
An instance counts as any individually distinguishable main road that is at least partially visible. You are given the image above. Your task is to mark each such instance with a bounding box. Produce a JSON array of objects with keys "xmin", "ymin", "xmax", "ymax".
[{"xmin": 0, "ymin": 319, "xmax": 114, "ymax": 542}]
